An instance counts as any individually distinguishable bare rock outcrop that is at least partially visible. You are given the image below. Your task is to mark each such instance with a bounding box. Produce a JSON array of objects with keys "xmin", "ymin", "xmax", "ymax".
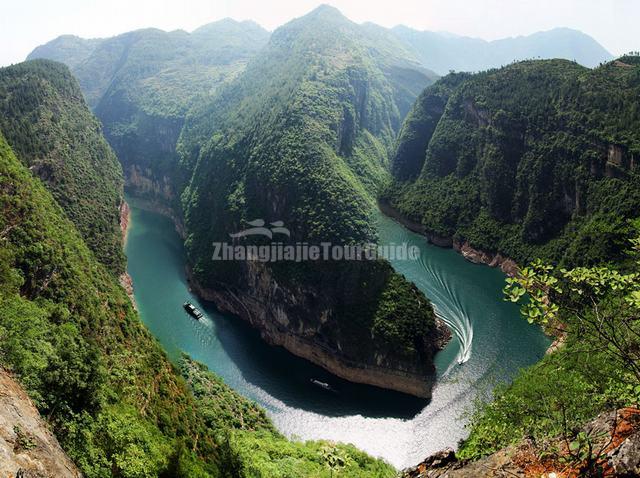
[{"xmin": 0, "ymin": 369, "xmax": 81, "ymax": 478}]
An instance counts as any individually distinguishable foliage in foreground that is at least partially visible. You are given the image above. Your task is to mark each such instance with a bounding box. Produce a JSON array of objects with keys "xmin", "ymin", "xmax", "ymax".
[
  {"xmin": 181, "ymin": 355, "xmax": 396, "ymax": 478},
  {"xmin": 459, "ymin": 224, "xmax": 640, "ymax": 469},
  {"xmin": 0, "ymin": 131, "xmax": 396, "ymax": 477}
]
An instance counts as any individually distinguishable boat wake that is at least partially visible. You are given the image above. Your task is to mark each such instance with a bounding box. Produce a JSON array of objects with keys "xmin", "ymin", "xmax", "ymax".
[{"xmin": 418, "ymin": 254, "xmax": 474, "ymax": 366}]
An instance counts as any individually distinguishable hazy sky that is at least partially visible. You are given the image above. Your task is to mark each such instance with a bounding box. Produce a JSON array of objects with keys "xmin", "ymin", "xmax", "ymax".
[{"xmin": 2, "ymin": 0, "xmax": 639, "ymax": 67}]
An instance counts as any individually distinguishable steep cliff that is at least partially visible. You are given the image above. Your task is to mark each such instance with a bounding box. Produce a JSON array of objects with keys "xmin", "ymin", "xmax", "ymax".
[
  {"xmin": 1, "ymin": 129, "xmax": 398, "ymax": 476},
  {"xmin": 0, "ymin": 60, "xmax": 125, "ymax": 272},
  {"xmin": 28, "ymin": 19, "xmax": 271, "ymax": 207},
  {"xmin": 177, "ymin": 5, "xmax": 446, "ymax": 397},
  {"xmin": 386, "ymin": 57, "xmax": 640, "ymax": 268},
  {"xmin": 0, "ymin": 368, "xmax": 81, "ymax": 478}
]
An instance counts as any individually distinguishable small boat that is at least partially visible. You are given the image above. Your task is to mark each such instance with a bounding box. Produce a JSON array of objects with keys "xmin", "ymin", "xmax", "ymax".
[
  {"xmin": 183, "ymin": 302, "xmax": 204, "ymax": 320},
  {"xmin": 310, "ymin": 379, "xmax": 336, "ymax": 393}
]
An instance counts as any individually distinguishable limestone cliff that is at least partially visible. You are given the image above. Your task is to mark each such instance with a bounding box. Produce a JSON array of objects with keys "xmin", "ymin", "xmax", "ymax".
[
  {"xmin": 0, "ymin": 369, "xmax": 81, "ymax": 478},
  {"xmin": 189, "ymin": 260, "xmax": 450, "ymax": 398}
]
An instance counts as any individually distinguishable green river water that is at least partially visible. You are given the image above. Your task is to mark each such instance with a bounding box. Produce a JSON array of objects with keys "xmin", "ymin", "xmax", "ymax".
[{"xmin": 124, "ymin": 201, "xmax": 549, "ymax": 468}]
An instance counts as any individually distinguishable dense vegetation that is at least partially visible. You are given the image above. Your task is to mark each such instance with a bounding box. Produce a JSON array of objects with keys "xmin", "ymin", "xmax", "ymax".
[
  {"xmin": 0, "ymin": 129, "xmax": 397, "ymax": 477},
  {"xmin": 28, "ymin": 19, "xmax": 271, "ymax": 204},
  {"xmin": 386, "ymin": 56, "xmax": 640, "ymax": 471},
  {"xmin": 181, "ymin": 355, "xmax": 396, "ymax": 478},
  {"xmin": 386, "ymin": 57, "xmax": 640, "ymax": 269},
  {"xmin": 12, "ymin": 5, "xmax": 639, "ymax": 475},
  {"xmin": 0, "ymin": 60, "xmax": 125, "ymax": 272},
  {"xmin": 0, "ymin": 132, "xmax": 223, "ymax": 476},
  {"xmin": 178, "ymin": 5, "xmax": 441, "ymax": 374},
  {"xmin": 458, "ymin": 229, "xmax": 640, "ymax": 474}
]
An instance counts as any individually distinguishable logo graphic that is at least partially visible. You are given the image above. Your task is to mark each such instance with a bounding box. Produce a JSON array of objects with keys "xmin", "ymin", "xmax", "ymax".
[
  {"xmin": 215, "ymin": 218, "xmax": 420, "ymax": 263},
  {"xmin": 229, "ymin": 219, "xmax": 291, "ymax": 239}
]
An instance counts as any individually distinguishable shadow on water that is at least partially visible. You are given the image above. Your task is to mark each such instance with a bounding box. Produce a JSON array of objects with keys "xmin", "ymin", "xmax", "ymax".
[
  {"xmin": 126, "ymin": 202, "xmax": 426, "ymax": 419},
  {"xmin": 198, "ymin": 305, "xmax": 429, "ymax": 418},
  {"xmin": 126, "ymin": 200, "xmax": 551, "ymax": 467}
]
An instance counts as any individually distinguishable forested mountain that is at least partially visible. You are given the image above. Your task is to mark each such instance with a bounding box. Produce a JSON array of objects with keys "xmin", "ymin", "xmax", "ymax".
[
  {"xmin": 28, "ymin": 19, "xmax": 271, "ymax": 202},
  {"xmin": 0, "ymin": 73, "xmax": 395, "ymax": 477},
  {"xmin": 10, "ymin": 3, "xmax": 640, "ymax": 476},
  {"xmin": 0, "ymin": 131, "xmax": 223, "ymax": 475},
  {"xmin": 178, "ymin": 4, "xmax": 445, "ymax": 397},
  {"xmin": 0, "ymin": 60, "xmax": 125, "ymax": 272},
  {"xmin": 385, "ymin": 56, "xmax": 640, "ymax": 268},
  {"xmin": 386, "ymin": 55, "xmax": 640, "ymax": 477},
  {"xmin": 391, "ymin": 26, "xmax": 614, "ymax": 75}
]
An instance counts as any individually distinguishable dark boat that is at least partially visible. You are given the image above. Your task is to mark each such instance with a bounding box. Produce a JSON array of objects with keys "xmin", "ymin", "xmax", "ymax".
[
  {"xmin": 183, "ymin": 302, "xmax": 204, "ymax": 320},
  {"xmin": 310, "ymin": 379, "xmax": 337, "ymax": 393}
]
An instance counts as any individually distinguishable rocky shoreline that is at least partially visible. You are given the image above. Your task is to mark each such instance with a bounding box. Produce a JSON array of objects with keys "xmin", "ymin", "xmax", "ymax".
[
  {"xmin": 186, "ymin": 264, "xmax": 450, "ymax": 398},
  {"xmin": 118, "ymin": 200, "xmax": 137, "ymax": 310},
  {"xmin": 123, "ymin": 190, "xmax": 449, "ymax": 398},
  {"xmin": 378, "ymin": 200, "xmax": 519, "ymax": 277},
  {"xmin": 0, "ymin": 369, "xmax": 81, "ymax": 477}
]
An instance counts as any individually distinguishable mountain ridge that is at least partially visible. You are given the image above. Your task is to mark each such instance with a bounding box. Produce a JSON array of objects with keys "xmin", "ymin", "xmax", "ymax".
[
  {"xmin": 391, "ymin": 24, "xmax": 613, "ymax": 74},
  {"xmin": 177, "ymin": 6, "xmax": 446, "ymax": 397},
  {"xmin": 0, "ymin": 59, "xmax": 126, "ymax": 272}
]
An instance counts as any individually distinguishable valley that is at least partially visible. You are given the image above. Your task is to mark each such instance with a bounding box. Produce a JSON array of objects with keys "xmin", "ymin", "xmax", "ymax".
[
  {"xmin": 124, "ymin": 199, "xmax": 548, "ymax": 468},
  {"xmin": 1, "ymin": 2, "xmax": 639, "ymax": 476}
]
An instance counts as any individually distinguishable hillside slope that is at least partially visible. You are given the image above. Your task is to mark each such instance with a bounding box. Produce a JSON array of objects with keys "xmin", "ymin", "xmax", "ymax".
[
  {"xmin": 0, "ymin": 368, "xmax": 81, "ymax": 477},
  {"xmin": 28, "ymin": 20, "xmax": 271, "ymax": 204},
  {"xmin": 178, "ymin": 5, "xmax": 446, "ymax": 397},
  {"xmin": 0, "ymin": 131, "xmax": 226, "ymax": 475},
  {"xmin": 0, "ymin": 129, "xmax": 397, "ymax": 477},
  {"xmin": 385, "ymin": 57, "xmax": 640, "ymax": 268},
  {"xmin": 0, "ymin": 60, "xmax": 125, "ymax": 272}
]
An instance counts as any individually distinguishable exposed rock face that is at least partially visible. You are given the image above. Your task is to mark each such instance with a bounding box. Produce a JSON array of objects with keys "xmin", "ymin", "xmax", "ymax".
[
  {"xmin": 188, "ymin": 262, "xmax": 450, "ymax": 398},
  {"xmin": 125, "ymin": 165, "xmax": 177, "ymax": 205},
  {"xmin": 118, "ymin": 200, "xmax": 137, "ymax": 310},
  {"xmin": 0, "ymin": 369, "xmax": 81, "ymax": 478},
  {"xmin": 611, "ymin": 431, "xmax": 640, "ymax": 476},
  {"xmin": 379, "ymin": 200, "xmax": 519, "ymax": 276},
  {"xmin": 453, "ymin": 242, "xmax": 518, "ymax": 277},
  {"xmin": 399, "ymin": 446, "xmax": 525, "ymax": 477},
  {"xmin": 402, "ymin": 408, "xmax": 640, "ymax": 478}
]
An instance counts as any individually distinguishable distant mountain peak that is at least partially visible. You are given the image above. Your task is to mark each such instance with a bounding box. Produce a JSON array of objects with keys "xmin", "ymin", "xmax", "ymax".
[
  {"xmin": 301, "ymin": 3, "xmax": 351, "ymax": 24},
  {"xmin": 192, "ymin": 18, "xmax": 268, "ymax": 36},
  {"xmin": 310, "ymin": 4, "xmax": 344, "ymax": 15},
  {"xmin": 391, "ymin": 25, "xmax": 613, "ymax": 74}
]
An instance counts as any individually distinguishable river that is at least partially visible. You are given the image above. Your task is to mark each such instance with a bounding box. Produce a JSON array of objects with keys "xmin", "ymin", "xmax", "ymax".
[{"xmin": 124, "ymin": 201, "xmax": 549, "ymax": 468}]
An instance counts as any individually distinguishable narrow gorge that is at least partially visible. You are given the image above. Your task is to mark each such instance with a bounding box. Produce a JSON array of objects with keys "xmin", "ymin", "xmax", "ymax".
[{"xmin": 3, "ymin": 3, "xmax": 639, "ymax": 477}]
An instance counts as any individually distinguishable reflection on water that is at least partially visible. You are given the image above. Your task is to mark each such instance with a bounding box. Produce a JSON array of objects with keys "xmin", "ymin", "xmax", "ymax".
[{"xmin": 125, "ymin": 201, "xmax": 549, "ymax": 468}]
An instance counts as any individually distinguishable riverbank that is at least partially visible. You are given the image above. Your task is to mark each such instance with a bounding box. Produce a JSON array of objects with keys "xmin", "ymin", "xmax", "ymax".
[
  {"xmin": 118, "ymin": 200, "xmax": 137, "ymax": 309},
  {"xmin": 378, "ymin": 200, "xmax": 519, "ymax": 277},
  {"xmin": 123, "ymin": 193, "xmax": 446, "ymax": 398},
  {"xmin": 124, "ymin": 202, "xmax": 550, "ymax": 467}
]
